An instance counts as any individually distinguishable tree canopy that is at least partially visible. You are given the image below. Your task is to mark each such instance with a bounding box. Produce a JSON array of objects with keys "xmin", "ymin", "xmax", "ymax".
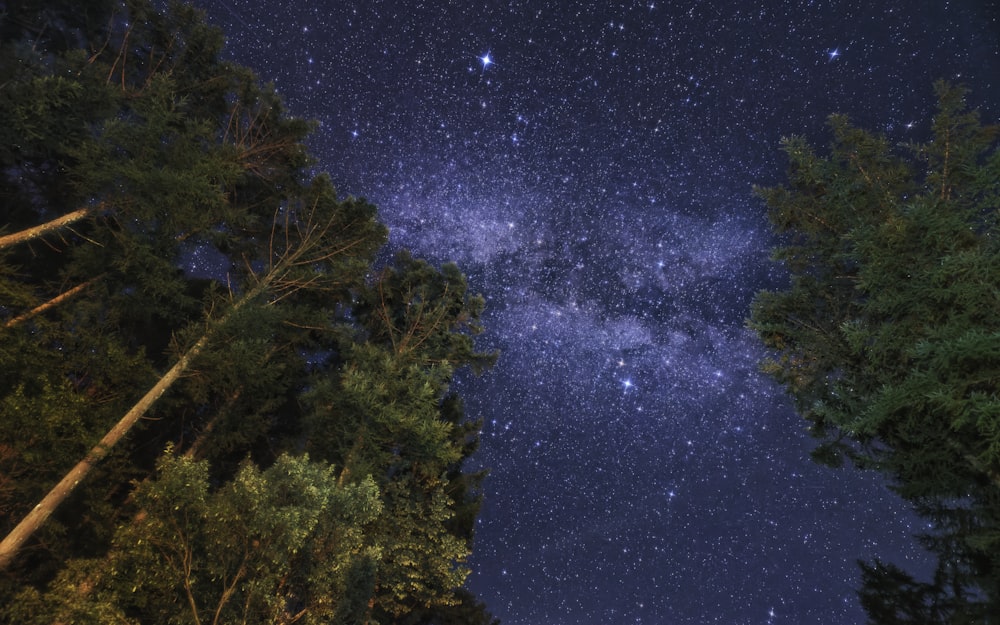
[
  {"xmin": 0, "ymin": 2, "xmax": 498, "ymax": 623},
  {"xmin": 750, "ymin": 82, "xmax": 1000, "ymax": 621}
]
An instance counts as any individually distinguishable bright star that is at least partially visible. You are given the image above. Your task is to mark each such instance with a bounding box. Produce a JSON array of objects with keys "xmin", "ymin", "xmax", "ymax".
[
  {"xmin": 622, "ymin": 378, "xmax": 634, "ymax": 392},
  {"xmin": 480, "ymin": 52, "xmax": 493, "ymax": 68},
  {"xmin": 828, "ymin": 48, "xmax": 840, "ymax": 61}
]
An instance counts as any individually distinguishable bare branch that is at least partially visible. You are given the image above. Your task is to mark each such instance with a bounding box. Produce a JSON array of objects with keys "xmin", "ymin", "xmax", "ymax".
[
  {"xmin": 4, "ymin": 276, "xmax": 102, "ymax": 329},
  {"xmin": 0, "ymin": 207, "xmax": 99, "ymax": 251}
]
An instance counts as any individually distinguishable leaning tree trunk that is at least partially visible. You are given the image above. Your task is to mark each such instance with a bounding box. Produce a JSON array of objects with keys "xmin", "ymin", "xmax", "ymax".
[
  {"xmin": 0, "ymin": 200, "xmax": 354, "ymax": 570},
  {"xmin": 0, "ymin": 207, "xmax": 99, "ymax": 251},
  {"xmin": 0, "ymin": 270, "xmax": 275, "ymax": 571},
  {"xmin": 0, "ymin": 331, "xmax": 211, "ymax": 570},
  {"xmin": 4, "ymin": 277, "xmax": 102, "ymax": 329}
]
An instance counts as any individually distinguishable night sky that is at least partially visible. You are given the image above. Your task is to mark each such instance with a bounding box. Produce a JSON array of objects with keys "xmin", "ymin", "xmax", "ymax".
[{"xmin": 195, "ymin": 2, "xmax": 1000, "ymax": 623}]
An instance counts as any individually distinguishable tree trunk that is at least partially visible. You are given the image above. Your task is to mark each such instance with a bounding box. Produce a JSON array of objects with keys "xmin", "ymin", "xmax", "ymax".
[
  {"xmin": 0, "ymin": 207, "xmax": 98, "ymax": 251},
  {"xmin": 4, "ymin": 277, "xmax": 102, "ymax": 329},
  {"xmin": 0, "ymin": 331, "xmax": 211, "ymax": 570},
  {"xmin": 0, "ymin": 202, "xmax": 345, "ymax": 569}
]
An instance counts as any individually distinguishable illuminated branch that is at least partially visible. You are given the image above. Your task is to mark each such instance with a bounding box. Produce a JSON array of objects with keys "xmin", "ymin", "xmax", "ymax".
[
  {"xmin": 0, "ymin": 206, "xmax": 100, "ymax": 251},
  {"xmin": 4, "ymin": 276, "xmax": 102, "ymax": 329}
]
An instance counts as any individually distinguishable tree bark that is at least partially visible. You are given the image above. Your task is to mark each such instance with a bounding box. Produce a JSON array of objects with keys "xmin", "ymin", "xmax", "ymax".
[
  {"xmin": 0, "ymin": 331, "xmax": 211, "ymax": 570},
  {"xmin": 4, "ymin": 277, "xmax": 102, "ymax": 329},
  {"xmin": 0, "ymin": 207, "xmax": 98, "ymax": 251},
  {"xmin": 0, "ymin": 203, "xmax": 347, "ymax": 570}
]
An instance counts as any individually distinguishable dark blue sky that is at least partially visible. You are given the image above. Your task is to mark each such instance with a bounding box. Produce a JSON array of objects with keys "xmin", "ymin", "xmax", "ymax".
[{"xmin": 197, "ymin": 1, "xmax": 999, "ymax": 622}]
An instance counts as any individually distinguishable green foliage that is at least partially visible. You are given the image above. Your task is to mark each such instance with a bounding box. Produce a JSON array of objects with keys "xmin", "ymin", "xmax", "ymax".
[
  {"xmin": 353, "ymin": 251, "xmax": 497, "ymax": 373},
  {"xmin": 311, "ymin": 342, "xmax": 460, "ymax": 478},
  {"xmin": 857, "ymin": 559, "xmax": 988, "ymax": 625},
  {"xmin": 12, "ymin": 452, "xmax": 383, "ymax": 625},
  {"xmin": 124, "ymin": 453, "xmax": 382, "ymax": 625},
  {"xmin": 6, "ymin": 557, "xmax": 136, "ymax": 625},
  {"xmin": 392, "ymin": 588, "xmax": 501, "ymax": 625},
  {"xmin": 0, "ymin": 1, "xmax": 496, "ymax": 622},
  {"xmin": 372, "ymin": 477, "xmax": 471, "ymax": 619},
  {"xmin": 750, "ymin": 82, "xmax": 1000, "ymax": 618}
]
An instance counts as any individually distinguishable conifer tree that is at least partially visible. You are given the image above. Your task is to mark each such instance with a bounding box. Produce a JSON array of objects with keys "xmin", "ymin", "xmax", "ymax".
[
  {"xmin": 300, "ymin": 252, "xmax": 497, "ymax": 621},
  {"xmin": 0, "ymin": 2, "xmax": 497, "ymax": 622},
  {"xmin": 751, "ymin": 82, "xmax": 1000, "ymax": 618},
  {"xmin": 0, "ymin": 178, "xmax": 385, "ymax": 570}
]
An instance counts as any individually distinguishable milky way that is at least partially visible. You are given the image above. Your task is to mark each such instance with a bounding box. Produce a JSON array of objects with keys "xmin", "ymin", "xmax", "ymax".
[{"xmin": 196, "ymin": 1, "xmax": 1000, "ymax": 622}]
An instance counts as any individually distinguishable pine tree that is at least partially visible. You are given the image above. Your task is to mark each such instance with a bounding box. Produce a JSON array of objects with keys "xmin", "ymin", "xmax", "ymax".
[
  {"xmin": 0, "ymin": 177, "xmax": 385, "ymax": 570},
  {"xmin": 0, "ymin": 2, "xmax": 498, "ymax": 622},
  {"xmin": 300, "ymin": 252, "xmax": 497, "ymax": 621},
  {"xmin": 750, "ymin": 82, "xmax": 1000, "ymax": 618}
]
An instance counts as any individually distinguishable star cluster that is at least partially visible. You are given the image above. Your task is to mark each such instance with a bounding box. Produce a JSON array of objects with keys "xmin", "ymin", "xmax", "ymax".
[{"xmin": 197, "ymin": 1, "xmax": 999, "ymax": 622}]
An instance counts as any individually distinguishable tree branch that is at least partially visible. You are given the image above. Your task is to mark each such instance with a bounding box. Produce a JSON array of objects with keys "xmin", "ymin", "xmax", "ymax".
[
  {"xmin": 4, "ymin": 276, "xmax": 102, "ymax": 329},
  {"xmin": 0, "ymin": 207, "xmax": 98, "ymax": 251},
  {"xmin": 0, "ymin": 329, "xmax": 213, "ymax": 570}
]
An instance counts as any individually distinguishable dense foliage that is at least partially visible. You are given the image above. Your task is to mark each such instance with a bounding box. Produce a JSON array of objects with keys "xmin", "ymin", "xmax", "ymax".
[
  {"xmin": 751, "ymin": 82, "xmax": 1000, "ymax": 621},
  {"xmin": 0, "ymin": 2, "xmax": 498, "ymax": 623}
]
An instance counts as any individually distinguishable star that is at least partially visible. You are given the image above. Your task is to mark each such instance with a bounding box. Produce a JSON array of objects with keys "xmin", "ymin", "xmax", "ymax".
[{"xmin": 193, "ymin": 1, "xmax": 1000, "ymax": 623}]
